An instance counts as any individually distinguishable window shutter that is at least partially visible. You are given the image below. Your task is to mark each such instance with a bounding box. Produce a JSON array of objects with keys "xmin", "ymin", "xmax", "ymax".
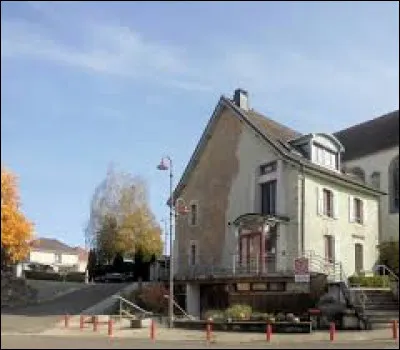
[
  {"xmin": 349, "ymin": 196, "xmax": 354, "ymax": 223},
  {"xmin": 333, "ymin": 191, "xmax": 339, "ymax": 219},
  {"xmin": 317, "ymin": 186, "xmax": 323, "ymax": 216},
  {"xmin": 334, "ymin": 237, "xmax": 340, "ymax": 264},
  {"xmin": 362, "ymin": 200, "xmax": 367, "ymax": 224}
]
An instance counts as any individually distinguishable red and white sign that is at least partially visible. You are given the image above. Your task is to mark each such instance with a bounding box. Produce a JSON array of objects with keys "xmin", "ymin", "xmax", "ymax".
[{"xmin": 294, "ymin": 257, "xmax": 310, "ymax": 283}]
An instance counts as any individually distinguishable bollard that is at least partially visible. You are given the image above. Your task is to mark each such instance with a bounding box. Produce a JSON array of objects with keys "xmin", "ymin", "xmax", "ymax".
[
  {"xmin": 266, "ymin": 322, "xmax": 272, "ymax": 342},
  {"xmin": 64, "ymin": 314, "xmax": 69, "ymax": 328},
  {"xmin": 150, "ymin": 319, "xmax": 156, "ymax": 341},
  {"xmin": 206, "ymin": 319, "xmax": 212, "ymax": 343},
  {"xmin": 80, "ymin": 315, "xmax": 84, "ymax": 330},
  {"xmin": 392, "ymin": 320, "xmax": 398, "ymax": 340},
  {"xmin": 93, "ymin": 316, "xmax": 98, "ymax": 332},
  {"xmin": 108, "ymin": 319, "xmax": 113, "ymax": 338},
  {"xmin": 330, "ymin": 322, "xmax": 335, "ymax": 342}
]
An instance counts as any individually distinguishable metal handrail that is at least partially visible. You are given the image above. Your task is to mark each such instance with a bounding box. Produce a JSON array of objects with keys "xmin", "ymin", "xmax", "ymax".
[
  {"xmin": 113, "ymin": 295, "xmax": 153, "ymax": 320},
  {"xmin": 374, "ymin": 264, "xmax": 399, "ymax": 301},
  {"xmin": 374, "ymin": 264, "xmax": 399, "ymax": 281},
  {"xmin": 164, "ymin": 294, "xmax": 194, "ymax": 320}
]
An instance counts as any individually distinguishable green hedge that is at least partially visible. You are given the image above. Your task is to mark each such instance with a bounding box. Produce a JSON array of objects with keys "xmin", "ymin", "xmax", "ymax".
[
  {"xmin": 24, "ymin": 270, "xmax": 85, "ymax": 282},
  {"xmin": 348, "ymin": 275, "xmax": 390, "ymax": 287}
]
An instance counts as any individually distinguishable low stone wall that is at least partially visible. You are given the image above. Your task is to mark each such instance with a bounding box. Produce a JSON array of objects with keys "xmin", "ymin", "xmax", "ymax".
[
  {"xmin": 26, "ymin": 280, "xmax": 88, "ymax": 303},
  {"xmin": 1, "ymin": 272, "xmax": 38, "ymax": 308}
]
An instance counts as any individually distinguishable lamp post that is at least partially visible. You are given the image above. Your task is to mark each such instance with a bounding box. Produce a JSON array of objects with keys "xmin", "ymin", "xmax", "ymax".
[
  {"xmin": 157, "ymin": 156, "xmax": 175, "ymax": 328},
  {"xmin": 160, "ymin": 218, "xmax": 168, "ymax": 256}
]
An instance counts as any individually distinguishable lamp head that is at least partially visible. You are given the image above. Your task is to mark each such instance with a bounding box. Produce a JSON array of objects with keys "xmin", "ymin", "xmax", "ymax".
[{"xmin": 157, "ymin": 158, "xmax": 169, "ymax": 171}]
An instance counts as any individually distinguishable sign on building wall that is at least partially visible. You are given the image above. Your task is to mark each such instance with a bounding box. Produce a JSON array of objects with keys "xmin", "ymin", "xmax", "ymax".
[{"xmin": 294, "ymin": 257, "xmax": 310, "ymax": 283}]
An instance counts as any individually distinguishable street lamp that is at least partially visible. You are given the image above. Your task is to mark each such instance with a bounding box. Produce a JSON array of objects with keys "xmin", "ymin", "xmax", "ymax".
[
  {"xmin": 157, "ymin": 156, "xmax": 190, "ymax": 328},
  {"xmin": 160, "ymin": 218, "xmax": 168, "ymax": 256},
  {"xmin": 156, "ymin": 156, "xmax": 176, "ymax": 329}
]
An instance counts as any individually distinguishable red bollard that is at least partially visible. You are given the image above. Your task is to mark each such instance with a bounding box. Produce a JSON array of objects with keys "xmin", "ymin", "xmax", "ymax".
[
  {"xmin": 206, "ymin": 320, "xmax": 212, "ymax": 343},
  {"xmin": 150, "ymin": 319, "xmax": 156, "ymax": 341},
  {"xmin": 64, "ymin": 314, "xmax": 69, "ymax": 328},
  {"xmin": 392, "ymin": 320, "xmax": 398, "ymax": 340},
  {"xmin": 330, "ymin": 322, "xmax": 335, "ymax": 342},
  {"xmin": 266, "ymin": 323, "xmax": 272, "ymax": 342},
  {"xmin": 108, "ymin": 319, "xmax": 113, "ymax": 338},
  {"xmin": 92, "ymin": 316, "xmax": 98, "ymax": 332},
  {"xmin": 80, "ymin": 315, "xmax": 84, "ymax": 330}
]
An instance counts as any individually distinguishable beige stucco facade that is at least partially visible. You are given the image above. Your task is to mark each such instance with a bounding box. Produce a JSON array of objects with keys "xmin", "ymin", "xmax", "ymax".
[
  {"xmin": 175, "ymin": 104, "xmax": 381, "ymax": 279},
  {"xmin": 342, "ymin": 146, "xmax": 399, "ymax": 242},
  {"xmin": 303, "ymin": 174, "xmax": 379, "ymax": 278}
]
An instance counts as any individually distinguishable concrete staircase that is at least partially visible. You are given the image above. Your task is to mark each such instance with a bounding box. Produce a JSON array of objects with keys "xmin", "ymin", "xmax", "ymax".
[{"xmin": 351, "ymin": 288, "xmax": 399, "ymax": 329}]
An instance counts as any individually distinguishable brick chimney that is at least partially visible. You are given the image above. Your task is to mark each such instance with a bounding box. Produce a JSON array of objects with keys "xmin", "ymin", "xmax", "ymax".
[{"xmin": 233, "ymin": 88, "xmax": 249, "ymax": 111}]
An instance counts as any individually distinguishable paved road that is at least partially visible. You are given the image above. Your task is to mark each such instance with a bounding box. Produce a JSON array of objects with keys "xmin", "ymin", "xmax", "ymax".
[
  {"xmin": 1, "ymin": 334, "xmax": 399, "ymax": 349},
  {"xmin": 1, "ymin": 283, "xmax": 127, "ymax": 333}
]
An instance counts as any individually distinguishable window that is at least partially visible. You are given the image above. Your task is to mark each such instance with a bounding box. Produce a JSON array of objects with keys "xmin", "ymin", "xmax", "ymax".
[
  {"xmin": 353, "ymin": 198, "xmax": 364, "ymax": 224},
  {"xmin": 260, "ymin": 180, "xmax": 277, "ymax": 215},
  {"xmin": 355, "ymin": 244, "xmax": 364, "ymax": 274},
  {"xmin": 189, "ymin": 203, "xmax": 198, "ymax": 226},
  {"xmin": 324, "ymin": 235, "xmax": 335, "ymax": 263},
  {"xmin": 314, "ymin": 145, "xmax": 337, "ymax": 170},
  {"xmin": 389, "ymin": 156, "xmax": 399, "ymax": 213},
  {"xmin": 323, "ymin": 189, "xmax": 333, "ymax": 217},
  {"xmin": 370, "ymin": 172, "xmax": 381, "ymax": 190},
  {"xmin": 189, "ymin": 242, "xmax": 197, "ymax": 266},
  {"xmin": 350, "ymin": 167, "xmax": 365, "ymax": 183},
  {"xmin": 55, "ymin": 253, "xmax": 62, "ymax": 264},
  {"xmin": 260, "ymin": 161, "xmax": 277, "ymax": 176}
]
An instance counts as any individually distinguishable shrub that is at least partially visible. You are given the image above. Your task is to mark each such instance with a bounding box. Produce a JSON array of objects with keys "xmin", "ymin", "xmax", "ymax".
[
  {"xmin": 65, "ymin": 272, "xmax": 85, "ymax": 282},
  {"xmin": 204, "ymin": 309, "xmax": 225, "ymax": 321},
  {"xmin": 131, "ymin": 283, "xmax": 168, "ymax": 314},
  {"xmin": 224, "ymin": 304, "xmax": 252, "ymax": 320},
  {"xmin": 250, "ymin": 311, "xmax": 271, "ymax": 321},
  {"xmin": 348, "ymin": 275, "xmax": 390, "ymax": 288},
  {"xmin": 378, "ymin": 241, "xmax": 399, "ymax": 276},
  {"xmin": 24, "ymin": 271, "xmax": 62, "ymax": 281}
]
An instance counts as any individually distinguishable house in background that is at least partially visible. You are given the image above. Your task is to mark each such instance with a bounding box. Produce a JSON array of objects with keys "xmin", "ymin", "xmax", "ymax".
[
  {"xmin": 73, "ymin": 246, "xmax": 89, "ymax": 273},
  {"xmin": 334, "ymin": 111, "xmax": 399, "ymax": 242},
  {"xmin": 170, "ymin": 88, "xmax": 385, "ymax": 317},
  {"xmin": 24, "ymin": 238, "xmax": 87, "ymax": 273}
]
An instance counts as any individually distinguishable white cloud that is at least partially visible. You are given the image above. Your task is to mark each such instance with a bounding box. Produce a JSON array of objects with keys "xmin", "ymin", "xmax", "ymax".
[{"xmin": 1, "ymin": 19, "xmax": 208, "ymax": 92}]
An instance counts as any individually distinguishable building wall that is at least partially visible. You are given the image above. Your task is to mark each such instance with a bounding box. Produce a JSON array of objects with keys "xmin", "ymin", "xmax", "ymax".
[
  {"xmin": 175, "ymin": 107, "xmax": 243, "ymax": 273},
  {"xmin": 303, "ymin": 174, "xmax": 380, "ymax": 277},
  {"xmin": 29, "ymin": 250, "xmax": 79, "ymax": 268},
  {"xmin": 343, "ymin": 146, "xmax": 399, "ymax": 242}
]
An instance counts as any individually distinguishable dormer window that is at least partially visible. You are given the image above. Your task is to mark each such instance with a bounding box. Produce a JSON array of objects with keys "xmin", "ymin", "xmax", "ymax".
[
  {"xmin": 289, "ymin": 133, "xmax": 344, "ymax": 172},
  {"xmin": 315, "ymin": 145, "xmax": 337, "ymax": 170}
]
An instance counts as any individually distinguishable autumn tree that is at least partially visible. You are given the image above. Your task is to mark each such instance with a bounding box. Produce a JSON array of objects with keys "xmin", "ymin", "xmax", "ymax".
[
  {"xmin": 85, "ymin": 166, "xmax": 162, "ymax": 262},
  {"xmin": 1, "ymin": 166, "xmax": 33, "ymax": 266}
]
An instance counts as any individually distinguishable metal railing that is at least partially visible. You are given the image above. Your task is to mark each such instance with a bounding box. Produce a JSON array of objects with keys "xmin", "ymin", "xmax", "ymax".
[
  {"xmin": 374, "ymin": 264, "xmax": 399, "ymax": 301},
  {"xmin": 174, "ymin": 251, "xmax": 346, "ymax": 279},
  {"xmin": 163, "ymin": 294, "xmax": 194, "ymax": 320},
  {"xmin": 113, "ymin": 295, "xmax": 153, "ymax": 320}
]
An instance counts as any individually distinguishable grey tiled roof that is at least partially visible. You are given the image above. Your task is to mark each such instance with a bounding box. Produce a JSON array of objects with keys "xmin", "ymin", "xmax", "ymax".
[{"xmin": 334, "ymin": 110, "xmax": 399, "ymax": 161}]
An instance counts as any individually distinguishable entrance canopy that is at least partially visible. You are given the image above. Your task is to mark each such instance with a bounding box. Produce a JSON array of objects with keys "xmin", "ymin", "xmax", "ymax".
[{"xmin": 232, "ymin": 213, "xmax": 290, "ymax": 229}]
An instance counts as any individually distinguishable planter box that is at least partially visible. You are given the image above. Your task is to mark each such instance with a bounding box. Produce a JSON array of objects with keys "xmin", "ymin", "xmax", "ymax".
[
  {"xmin": 130, "ymin": 318, "xmax": 152, "ymax": 328},
  {"xmin": 173, "ymin": 320, "xmax": 312, "ymax": 333}
]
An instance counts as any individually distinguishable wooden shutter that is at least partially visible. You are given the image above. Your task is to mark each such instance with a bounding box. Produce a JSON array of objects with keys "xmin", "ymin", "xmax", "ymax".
[
  {"xmin": 349, "ymin": 196, "xmax": 354, "ymax": 223},
  {"xmin": 333, "ymin": 191, "xmax": 339, "ymax": 219},
  {"xmin": 317, "ymin": 186, "xmax": 323, "ymax": 216}
]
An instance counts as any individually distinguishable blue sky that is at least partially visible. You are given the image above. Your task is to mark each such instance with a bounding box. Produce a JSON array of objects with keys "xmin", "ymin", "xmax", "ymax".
[{"xmin": 1, "ymin": 1, "xmax": 399, "ymax": 249}]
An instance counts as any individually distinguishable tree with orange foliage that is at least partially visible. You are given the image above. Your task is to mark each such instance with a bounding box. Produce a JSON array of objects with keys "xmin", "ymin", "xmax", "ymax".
[{"xmin": 1, "ymin": 166, "xmax": 33, "ymax": 266}]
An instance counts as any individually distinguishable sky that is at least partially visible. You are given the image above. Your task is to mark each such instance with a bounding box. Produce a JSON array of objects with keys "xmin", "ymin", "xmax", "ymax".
[{"xmin": 1, "ymin": 1, "xmax": 399, "ymax": 250}]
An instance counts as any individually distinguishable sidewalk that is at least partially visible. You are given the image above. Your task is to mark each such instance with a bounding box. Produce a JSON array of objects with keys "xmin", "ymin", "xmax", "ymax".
[{"xmin": 42, "ymin": 316, "xmax": 399, "ymax": 345}]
